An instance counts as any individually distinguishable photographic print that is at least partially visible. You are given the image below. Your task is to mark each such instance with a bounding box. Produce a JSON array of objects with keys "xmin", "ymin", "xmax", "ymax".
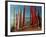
[{"xmin": 5, "ymin": 1, "xmax": 45, "ymax": 36}]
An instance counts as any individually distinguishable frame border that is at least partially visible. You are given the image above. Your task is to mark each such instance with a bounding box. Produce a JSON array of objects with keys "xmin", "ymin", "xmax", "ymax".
[{"xmin": 5, "ymin": 1, "xmax": 45, "ymax": 36}]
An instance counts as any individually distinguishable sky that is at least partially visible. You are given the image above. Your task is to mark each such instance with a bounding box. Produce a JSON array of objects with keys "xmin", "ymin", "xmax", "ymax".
[
  {"xmin": 10, "ymin": 5, "xmax": 30, "ymax": 18},
  {"xmin": 10, "ymin": 5, "xmax": 42, "ymax": 18}
]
